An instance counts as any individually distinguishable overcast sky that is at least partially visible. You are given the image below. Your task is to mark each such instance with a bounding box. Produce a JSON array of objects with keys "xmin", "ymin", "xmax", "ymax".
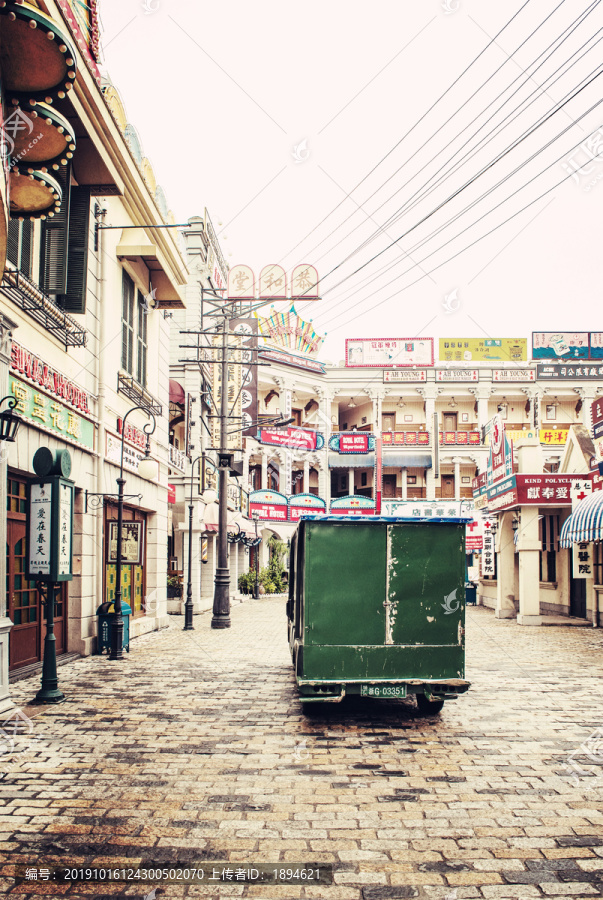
[{"xmin": 99, "ymin": 0, "xmax": 603, "ymax": 362}]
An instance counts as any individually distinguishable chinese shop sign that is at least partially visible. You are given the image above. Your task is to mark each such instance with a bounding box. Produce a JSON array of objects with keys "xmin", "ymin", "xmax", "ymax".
[
  {"xmin": 10, "ymin": 375, "xmax": 94, "ymax": 450},
  {"xmin": 27, "ymin": 477, "xmax": 74, "ymax": 582},
  {"xmin": 573, "ymin": 542, "xmax": 593, "ymax": 579}
]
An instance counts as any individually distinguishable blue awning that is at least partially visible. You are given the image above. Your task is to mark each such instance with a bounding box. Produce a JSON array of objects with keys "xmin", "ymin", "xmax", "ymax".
[
  {"xmin": 560, "ymin": 491, "xmax": 603, "ymax": 547},
  {"xmin": 382, "ymin": 453, "xmax": 432, "ymax": 469},
  {"xmin": 329, "ymin": 453, "xmax": 375, "ymax": 468}
]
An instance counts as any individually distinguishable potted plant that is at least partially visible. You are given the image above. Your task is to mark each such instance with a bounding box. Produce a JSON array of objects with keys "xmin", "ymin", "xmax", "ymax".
[{"xmin": 167, "ymin": 574, "xmax": 183, "ymax": 598}]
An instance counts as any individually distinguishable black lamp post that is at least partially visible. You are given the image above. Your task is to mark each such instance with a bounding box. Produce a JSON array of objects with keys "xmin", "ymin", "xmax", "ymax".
[
  {"xmin": 109, "ymin": 406, "xmax": 157, "ymax": 661},
  {"xmin": 184, "ymin": 454, "xmax": 218, "ymax": 630},
  {"xmin": 252, "ymin": 511, "xmax": 260, "ymax": 600},
  {"xmin": 0, "ymin": 395, "xmax": 22, "ymax": 443}
]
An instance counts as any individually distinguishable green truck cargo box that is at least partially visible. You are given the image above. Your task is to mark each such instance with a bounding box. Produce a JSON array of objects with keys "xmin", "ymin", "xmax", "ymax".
[{"xmin": 287, "ymin": 516, "xmax": 471, "ymax": 712}]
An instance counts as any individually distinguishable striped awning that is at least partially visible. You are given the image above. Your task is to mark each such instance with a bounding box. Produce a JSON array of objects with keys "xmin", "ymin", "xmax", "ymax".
[{"xmin": 559, "ymin": 491, "xmax": 603, "ymax": 547}]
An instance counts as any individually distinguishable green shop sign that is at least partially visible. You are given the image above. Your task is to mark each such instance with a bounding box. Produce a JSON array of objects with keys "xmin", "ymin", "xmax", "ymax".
[{"xmin": 10, "ymin": 375, "xmax": 94, "ymax": 450}]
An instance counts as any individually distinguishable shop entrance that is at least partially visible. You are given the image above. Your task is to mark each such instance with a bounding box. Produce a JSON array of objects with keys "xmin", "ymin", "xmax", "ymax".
[
  {"xmin": 569, "ymin": 551, "xmax": 587, "ymax": 618},
  {"xmin": 441, "ymin": 475, "xmax": 455, "ymax": 498},
  {"xmin": 6, "ymin": 477, "xmax": 67, "ymax": 670},
  {"xmin": 382, "ymin": 475, "xmax": 397, "ymax": 498}
]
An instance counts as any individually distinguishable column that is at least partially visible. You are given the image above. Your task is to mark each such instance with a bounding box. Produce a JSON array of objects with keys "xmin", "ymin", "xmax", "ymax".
[
  {"xmin": 349, "ymin": 467, "xmax": 355, "ymax": 496},
  {"xmin": 261, "ymin": 452, "xmax": 268, "ymax": 490},
  {"xmin": 575, "ymin": 387, "xmax": 595, "ymax": 433},
  {"xmin": 495, "ymin": 511, "xmax": 516, "ymax": 619},
  {"xmin": 401, "ymin": 468, "xmax": 408, "ymax": 501},
  {"xmin": 200, "ymin": 533, "xmax": 216, "ymax": 603},
  {"xmin": 0, "ymin": 314, "xmax": 17, "ymax": 715},
  {"xmin": 229, "ymin": 538, "xmax": 239, "ymax": 596},
  {"xmin": 317, "ymin": 462, "xmax": 328, "ymax": 506},
  {"xmin": 369, "ymin": 389, "xmax": 386, "ymax": 436},
  {"xmin": 303, "ymin": 458, "xmax": 310, "ymax": 494},
  {"xmin": 419, "ymin": 387, "xmax": 439, "ymax": 502},
  {"xmin": 516, "ymin": 505, "xmax": 542, "ymax": 625},
  {"xmin": 453, "ymin": 456, "xmax": 461, "ymax": 501}
]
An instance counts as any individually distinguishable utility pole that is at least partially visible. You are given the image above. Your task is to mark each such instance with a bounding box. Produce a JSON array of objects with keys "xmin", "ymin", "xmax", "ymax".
[{"xmin": 212, "ymin": 315, "xmax": 231, "ymax": 628}]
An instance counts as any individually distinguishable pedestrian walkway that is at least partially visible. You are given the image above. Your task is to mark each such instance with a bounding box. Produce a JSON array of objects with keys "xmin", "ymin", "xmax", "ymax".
[{"xmin": 0, "ymin": 600, "xmax": 602, "ymax": 898}]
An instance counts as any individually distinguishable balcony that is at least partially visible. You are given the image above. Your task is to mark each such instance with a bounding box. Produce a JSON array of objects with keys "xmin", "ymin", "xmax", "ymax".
[
  {"xmin": 117, "ymin": 372, "xmax": 162, "ymax": 416},
  {"xmin": 168, "ymin": 444, "xmax": 187, "ymax": 472},
  {"xmin": 1, "ymin": 267, "xmax": 87, "ymax": 349}
]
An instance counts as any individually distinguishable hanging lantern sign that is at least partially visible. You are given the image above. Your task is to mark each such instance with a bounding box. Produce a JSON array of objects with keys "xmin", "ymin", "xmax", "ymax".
[
  {"xmin": 228, "ymin": 264, "xmax": 255, "ymax": 300},
  {"xmin": 291, "ymin": 264, "xmax": 319, "ymax": 300},
  {"xmin": 259, "ymin": 264, "xmax": 287, "ymax": 300}
]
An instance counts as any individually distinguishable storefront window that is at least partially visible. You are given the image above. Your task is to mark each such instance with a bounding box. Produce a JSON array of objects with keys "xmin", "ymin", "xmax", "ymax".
[{"xmin": 594, "ymin": 543, "xmax": 603, "ymax": 585}]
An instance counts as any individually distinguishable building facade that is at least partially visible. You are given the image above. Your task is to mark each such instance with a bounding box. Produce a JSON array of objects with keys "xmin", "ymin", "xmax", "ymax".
[{"xmin": 0, "ymin": 0, "xmax": 188, "ymax": 709}]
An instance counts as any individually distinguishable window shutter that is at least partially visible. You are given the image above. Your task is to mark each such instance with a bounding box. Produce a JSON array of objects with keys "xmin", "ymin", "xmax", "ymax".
[
  {"xmin": 39, "ymin": 165, "xmax": 70, "ymax": 295},
  {"xmin": 7, "ymin": 220, "xmax": 20, "ymax": 267},
  {"xmin": 122, "ymin": 272, "xmax": 135, "ymax": 373},
  {"xmin": 57, "ymin": 186, "xmax": 90, "ymax": 314},
  {"xmin": 20, "ymin": 221, "xmax": 32, "ymax": 278}
]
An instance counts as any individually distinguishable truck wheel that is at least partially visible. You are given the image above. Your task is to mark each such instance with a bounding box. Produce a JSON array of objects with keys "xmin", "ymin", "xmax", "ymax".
[{"xmin": 416, "ymin": 694, "xmax": 445, "ymax": 714}]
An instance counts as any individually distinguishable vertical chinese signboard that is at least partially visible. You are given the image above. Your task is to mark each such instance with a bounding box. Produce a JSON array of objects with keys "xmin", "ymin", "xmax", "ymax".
[
  {"xmin": 482, "ymin": 531, "xmax": 495, "ymax": 576},
  {"xmin": 27, "ymin": 477, "xmax": 74, "ymax": 582},
  {"xmin": 230, "ymin": 318, "xmax": 258, "ymax": 436},
  {"xmin": 573, "ymin": 542, "xmax": 593, "ymax": 579}
]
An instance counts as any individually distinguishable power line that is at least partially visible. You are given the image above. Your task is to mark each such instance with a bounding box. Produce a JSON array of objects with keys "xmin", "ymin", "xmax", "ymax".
[
  {"xmin": 298, "ymin": 0, "xmax": 601, "ymax": 299},
  {"xmin": 312, "ymin": 32, "xmax": 603, "ymax": 323}
]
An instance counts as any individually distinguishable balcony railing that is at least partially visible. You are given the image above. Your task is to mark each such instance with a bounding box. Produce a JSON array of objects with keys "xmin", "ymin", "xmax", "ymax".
[
  {"xmin": 117, "ymin": 372, "xmax": 162, "ymax": 416},
  {"xmin": 168, "ymin": 444, "xmax": 187, "ymax": 472},
  {"xmin": 1, "ymin": 266, "xmax": 87, "ymax": 350}
]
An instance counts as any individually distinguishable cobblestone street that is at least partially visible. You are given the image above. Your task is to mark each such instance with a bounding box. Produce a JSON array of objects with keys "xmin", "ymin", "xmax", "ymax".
[{"xmin": 1, "ymin": 598, "xmax": 602, "ymax": 900}]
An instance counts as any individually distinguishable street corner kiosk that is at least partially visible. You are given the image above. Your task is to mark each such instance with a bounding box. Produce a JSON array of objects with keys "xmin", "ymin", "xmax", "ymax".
[{"xmin": 287, "ymin": 516, "xmax": 472, "ymax": 713}]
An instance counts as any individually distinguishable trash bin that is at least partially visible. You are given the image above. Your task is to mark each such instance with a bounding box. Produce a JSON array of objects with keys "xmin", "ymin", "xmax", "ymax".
[
  {"xmin": 96, "ymin": 601, "xmax": 132, "ymax": 654},
  {"xmin": 465, "ymin": 582, "xmax": 477, "ymax": 606}
]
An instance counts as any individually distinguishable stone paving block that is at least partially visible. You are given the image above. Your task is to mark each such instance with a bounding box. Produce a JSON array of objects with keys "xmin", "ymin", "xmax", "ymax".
[{"xmin": 3, "ymin": 603, "xmax": 603, "ymax": 899}]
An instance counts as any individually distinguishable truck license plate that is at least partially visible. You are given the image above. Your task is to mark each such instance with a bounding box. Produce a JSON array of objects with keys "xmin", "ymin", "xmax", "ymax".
[{"xmin": 360, "ymin": 684, "xmax": 407, "ymax": 698}]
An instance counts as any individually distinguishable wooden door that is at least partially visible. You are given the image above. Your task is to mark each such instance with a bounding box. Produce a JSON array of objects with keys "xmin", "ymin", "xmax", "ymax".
[
  {"xmin": 442, "ymin": 475, "xmax": 455, "ymax": 498},
  {"xmin": 382, "ymin": 475, "xmax": 397, "ymax": 498},
  {"xmin": 382, "ymin": 414, "xmax": 395, "ymax": 433},
  {"xmin": 443, "ymin": 412, "xmax": 457, "ymax": 431},
  {"xmin": 6, "ymin": 519, "xmax": 40, "ymax": 669},
  {"xmin": 569, "ymin": 552, "xmax": 587, "ymax": 618},
  {"xmin": 6, "ymin": 480, "xmax": 67, "ymax": 671}
]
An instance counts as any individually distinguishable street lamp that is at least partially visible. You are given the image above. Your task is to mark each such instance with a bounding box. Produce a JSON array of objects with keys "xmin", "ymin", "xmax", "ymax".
[
  {"xmin": 0, "ymin": 395, "xmax": 21, "ymax": 443},
  {"xmin": 252, "ymin": 511, "xmax": 260, "ymax": 600},
  {"xmin": 110, "ymin": 405, "xmax": 157, "ymax": 661},
  {"xmin": 184, "ymin": 454, "xmax": 219, "ymax": 630}
]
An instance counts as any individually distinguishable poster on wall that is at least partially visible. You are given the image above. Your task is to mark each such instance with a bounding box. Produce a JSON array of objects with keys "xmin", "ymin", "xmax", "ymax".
[
  {"xmin": 439, "ymin": 338, "xmax": 527, "ymax": 362},
  {"xmin": 107, "ymin": 521, "xmax": 144, "ymax": 565},
  {"xmin": 346, "ymin": 338, "xmax": 434, "ymax": 368},
  {"xmin": 532, "ymin": 332, "xmax": 589, "ymax": 360}
]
